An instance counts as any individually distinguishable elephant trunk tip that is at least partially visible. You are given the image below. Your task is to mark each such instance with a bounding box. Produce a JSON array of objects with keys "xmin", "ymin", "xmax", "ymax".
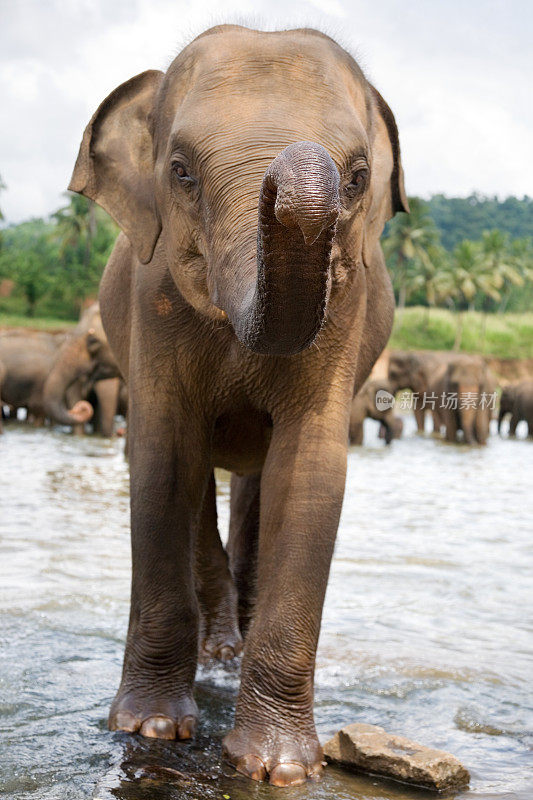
[
  {"xmin": 274, "ymin": 202, "xmax": 340, "ymax": 246},
  {"xmin": 271, "ymin": 141, "xmax": 341, "ymax": 246},
  {"xmin": 44, "ymin": 397, "xmax": 94, "ymax": 427}
]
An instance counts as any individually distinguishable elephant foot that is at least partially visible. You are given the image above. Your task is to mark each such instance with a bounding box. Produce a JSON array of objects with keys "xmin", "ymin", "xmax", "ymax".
[
  {"xmin": 222, "ymin": 723, "xmax": 323, "ymax": 786},
  {"xmin": 109, "ymin": 686, "xmax": 198, "ymax": 741},
  {"xmin": 198, "ymin": 604, "xmax": 243, "ymax": 663}
]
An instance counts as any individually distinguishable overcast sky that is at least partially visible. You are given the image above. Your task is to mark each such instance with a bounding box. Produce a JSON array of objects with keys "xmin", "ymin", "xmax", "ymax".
[{"xmin": 1, "ymin": 0, "xmax": 531, "ymax": 223}]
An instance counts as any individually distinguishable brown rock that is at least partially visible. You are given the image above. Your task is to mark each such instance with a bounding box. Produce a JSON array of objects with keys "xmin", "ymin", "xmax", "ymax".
[{"xmin": 323, "ymin": 723, "xmax": 470, "ymax": 791}]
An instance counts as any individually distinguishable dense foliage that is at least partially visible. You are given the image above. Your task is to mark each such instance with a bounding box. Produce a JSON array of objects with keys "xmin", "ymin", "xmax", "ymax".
[{"xmin": 0, "ymin": 191, "xmax": 118, "ymax": 318}]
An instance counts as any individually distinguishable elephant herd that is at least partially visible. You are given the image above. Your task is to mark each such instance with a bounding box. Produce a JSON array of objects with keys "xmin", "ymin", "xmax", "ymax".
[
  {"xmin": 352, "ymin": 349, "xmax": 533, "ymax": 446},
  {"xmin": 0, "ymin": 303, "xmax": 126, "ymax": 436},
  {"xmin": 4, "ymin": 318, "xmax": 531, "ymax": 448}
]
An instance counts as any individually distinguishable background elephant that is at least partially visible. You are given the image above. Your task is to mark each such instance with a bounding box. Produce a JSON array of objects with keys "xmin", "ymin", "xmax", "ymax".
[
  {"xmin": 498, "ymin": 380, "xmax": 533, "ymax": 437},
  {"xmin": 388, "ymin": 350, "xmax": 456, "ymax": 432},
  {"xmin": 430, "ymin": 355, "xmax": 497, "ymax": 445},
  {"xmin": 0, "ymin": 330, "xmax": 69, "ymax": 425},
  {"xmin": 0, "ymin": 357, "xmax": 5, "ymax": 433},
  {"xmin": 498, "ymin": 384, "xmax": 516, "ymax": 433},
  {"xmin": 43, "ymin": 302, "xmax": 122, "ymax": 435},
  {"xmin": 69, "ymin": 24, "xmax": 407, "ymax": 786},
  {"xmin": 349, "ymin": 378, "xmax": 403, "ymax": 445}
]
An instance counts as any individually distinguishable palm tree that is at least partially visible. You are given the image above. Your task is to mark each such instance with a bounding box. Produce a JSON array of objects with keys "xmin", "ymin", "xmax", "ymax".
[
  {"xmin": 498, "ymin": 237, "xmax": 533, "ymax": 312},
  {"xmin": 382, "ymin": 197, "xmax": 439, "ymax": 325},
  {"xmin": 53, "ymin": 192, "xmax": 96, "ymax": 269},
  {"xmin": 409, "ymin": 243, "xmax": 450, "ymax": 327},
  {"xmin": 488, "ymin": 234, "xmax": 532, "ymax": 312},
  {"xmin": 438, "ymin": 240, "xmax": 503, "ymax": 350}
]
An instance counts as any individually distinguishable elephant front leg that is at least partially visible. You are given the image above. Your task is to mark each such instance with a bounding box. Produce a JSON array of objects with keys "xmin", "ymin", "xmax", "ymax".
[
  {"xmin": 445, "ymin": 409, "xmax": 458, "ymax": 443},
  {"xmin": 223, "ymin": 411, "xmax": 348, "ymax": 786},
  {"xmin": 414, "ymin": 404, "xmax": 426, "ymax": 433},
  {"xmin": 196, "ymin": 473, "xmax": 243, "ymax": 663},
  {"xmin": 109, "ymin": 406, "xmax": 209, "ymax": 741}
]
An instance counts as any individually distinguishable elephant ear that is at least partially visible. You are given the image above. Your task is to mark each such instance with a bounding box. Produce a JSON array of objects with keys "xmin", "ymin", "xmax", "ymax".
[
  {"xmin": 362, "ymin": 84, "xmax": 409, "ymax": 266},
  {"xmin": 69, "ymin": 70, "xmax": 164, "ymax": 264}
]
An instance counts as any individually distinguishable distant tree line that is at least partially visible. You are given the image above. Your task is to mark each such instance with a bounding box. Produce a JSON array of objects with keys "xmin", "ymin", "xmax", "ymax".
[
  {"xmin": 0, "ymin": 176, "xmax": 532, "ymax": 326},
  {"xmin": 383, "ymin": 197, "xmax": 533, "ymax": 349},
  {"xmin": 426, "ymin": 194, "xmax": 533, "ymax": 250}
]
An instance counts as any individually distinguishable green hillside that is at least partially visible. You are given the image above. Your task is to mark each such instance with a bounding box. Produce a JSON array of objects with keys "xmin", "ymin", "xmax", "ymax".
[{"xmin": 426, "ymin": 194, "xmax": 533, "ymax": 250}]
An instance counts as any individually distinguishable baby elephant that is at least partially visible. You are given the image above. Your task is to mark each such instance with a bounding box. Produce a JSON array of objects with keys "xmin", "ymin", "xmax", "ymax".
[
  {"xmin": 498, "ymin": 380, "xmax": 533, "ymax": 437},
  {"xmin": 349, "ymin": 379, "xmax": 403, "ymax": 445}
]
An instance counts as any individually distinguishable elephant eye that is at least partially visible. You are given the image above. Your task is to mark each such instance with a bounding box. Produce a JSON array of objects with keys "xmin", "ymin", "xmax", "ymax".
[
  {"xmin": 171, "ymin": 161, "xmax": 192, "ymax": 182},
  {"xmin": 348, "ymin": 168, "xmax": 369, "ymax": 191}
]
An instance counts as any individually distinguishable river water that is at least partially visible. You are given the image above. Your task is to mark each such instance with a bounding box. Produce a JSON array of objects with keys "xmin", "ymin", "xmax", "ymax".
[{"xmin": 1, "ymin": 416, "xmax": 532, "ymax": 800}]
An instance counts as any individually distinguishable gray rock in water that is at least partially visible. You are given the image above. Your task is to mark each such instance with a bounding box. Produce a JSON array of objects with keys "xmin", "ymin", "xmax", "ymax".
[{"xmin": 323, "ymin": 723, "xmax": 470, "ymax": 792}]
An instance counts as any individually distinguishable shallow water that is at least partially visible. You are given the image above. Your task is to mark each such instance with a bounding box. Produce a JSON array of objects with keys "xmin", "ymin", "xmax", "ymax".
[{"xmin": 1, "ymin": 416, "xmax": 532, "ymax": 800}]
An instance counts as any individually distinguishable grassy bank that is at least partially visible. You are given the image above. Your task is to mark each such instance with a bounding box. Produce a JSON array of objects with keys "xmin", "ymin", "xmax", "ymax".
[
  {"xmin": 390, "ymin": 307, "xmax": 533, "ymax": 359},
  {"xmin": 0, "ymin": 313, "xmax": 76, "ymax": 331}
]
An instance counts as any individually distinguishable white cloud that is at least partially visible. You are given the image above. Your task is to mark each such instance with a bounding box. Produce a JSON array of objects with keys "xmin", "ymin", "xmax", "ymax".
[{"xmin": 1, "ymin": 0, "xmax": 531, "ymax": 222}]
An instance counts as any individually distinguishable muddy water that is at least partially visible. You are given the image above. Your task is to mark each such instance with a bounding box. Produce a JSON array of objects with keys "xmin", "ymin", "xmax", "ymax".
[{"xmin": 1, "ymin": 416, "xmax": 532, "ymax": 800}]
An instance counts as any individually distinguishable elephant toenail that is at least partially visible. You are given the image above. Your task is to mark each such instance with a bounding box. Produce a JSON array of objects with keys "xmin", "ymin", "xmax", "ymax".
[
  {"xmin": 140, "ymin": 715, "xmax": 177, "ymax": 739},
  {"xmin": 177, "ymin": 715, "xmax": 197, "ymax": 740},
  {"xmin": 269, "ymin": 762, "xmax": 307, "ymax": 787},
  {"xmin": 310, "ymin": 762, "xmax": 325, "ymax": 781},
  {"xmin": 110, "ymin": 710, "xmax": 139, "ymax": 732},
  {"xmin": 218, "ymin": 645, "xmax": 235, "ymax": 661},
  {"xmin": 235, "ymin": 754, "xmax": 267, "ymax": 781}
]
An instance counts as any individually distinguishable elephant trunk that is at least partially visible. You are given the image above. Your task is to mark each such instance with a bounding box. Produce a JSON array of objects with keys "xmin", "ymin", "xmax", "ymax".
[
  {"xmin": 212, "ymin": 141, "xmax": 341, "ymax": 356},
  {"xmin": 43, "ymin": 338, "xmax": 94, "ymax": 426}
]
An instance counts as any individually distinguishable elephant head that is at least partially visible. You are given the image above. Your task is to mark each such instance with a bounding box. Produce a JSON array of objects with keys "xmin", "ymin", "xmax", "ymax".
[
  {"xmin": 387, "ymin": 352, "xmax": 426, "ymax": 394},
  {"xmin": 43, "ymin": 303, "xmax": 120, "ymax": 426},
  {"xmin": 68, "ymin": 25, "xmax": 408, "ymax": 357}
]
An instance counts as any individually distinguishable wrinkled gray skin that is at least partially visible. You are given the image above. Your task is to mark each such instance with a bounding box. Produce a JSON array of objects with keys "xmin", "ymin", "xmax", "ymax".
[
  {"xmin": 498, "ymin": 380, "xmax": 533, "ymax": 437},
  {"xmin": 69, "ymin": 25, "xmax": 408, "ymax": 787},
  {"xmin": 349, "ymin": 378, "xmax": 403, "ymax": 445},
  {"xmin": 388, "ymin": 350, "xmax": 456, "ymax": 432},
  {"xmin": 0, "ymin": 330, "xmax": 68, "ymax": 425},
  {"xmin": 43, "ymin": 303, "xmax": 121, "ymax": 434},
  {"xmin": 430, "ymin": 355, "xmax": 496, "ymax": 445}
]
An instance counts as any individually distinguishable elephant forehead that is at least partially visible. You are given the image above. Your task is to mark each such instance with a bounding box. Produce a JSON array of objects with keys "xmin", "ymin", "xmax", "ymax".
[
  {"xmin": 161, "ymin": 28, "xmax": 369, "ymax": 133},
  {"xmin": 168, "ymin": 99, "xmax": 368, "ymax": 170}
]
